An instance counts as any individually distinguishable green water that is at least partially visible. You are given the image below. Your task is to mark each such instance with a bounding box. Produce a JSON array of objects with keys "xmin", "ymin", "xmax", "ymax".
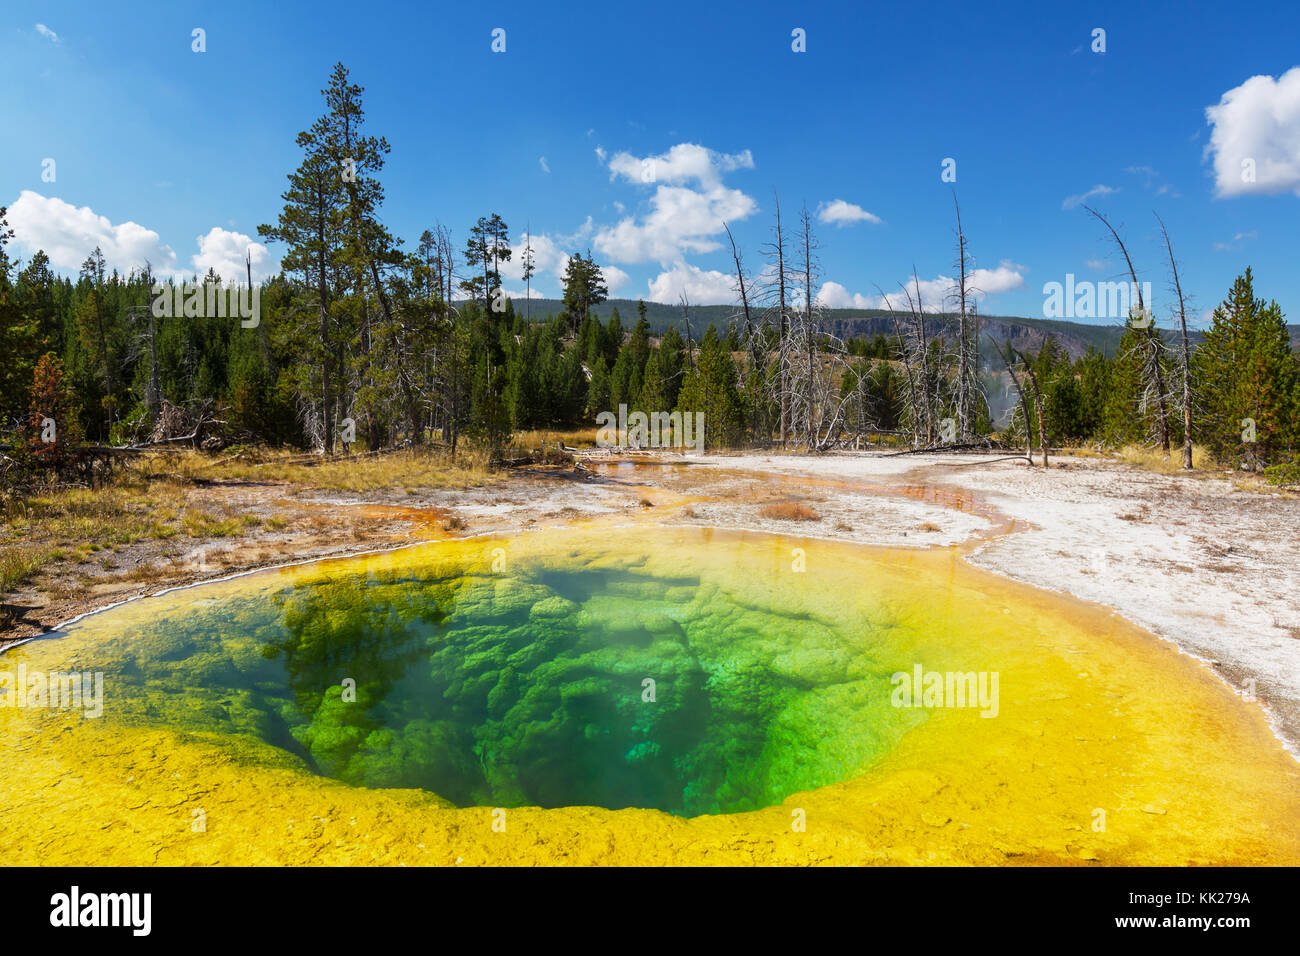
[{"xmin": 46, "ymin": 534, "xmax": 928, "ymax": 816}]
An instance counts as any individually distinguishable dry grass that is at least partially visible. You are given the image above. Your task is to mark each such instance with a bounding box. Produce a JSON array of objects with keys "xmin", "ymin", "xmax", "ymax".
[
  {"xmin": 2, "ymin": 483, "xmax": 181, "ymax": 592},
  {"xmin": 0, "ymin": 441, "xmax": 504, "ymax": 599},
  {"xmin": 195, "ymin": 445, "xmax": 502, "ymax": 492},
  {"xmin": 757, "ymin": 501, "xmax": 820, "ymax": 521},
  {"xmin": 1115, "ymin": 444, "xmax": 1215, "ymax": 474},
  {"xmin": 510, "ymin": 428, "xmax": 597, "ymax": 450},
  {"xmin": 124, "ymin": 561, "xmax": 181, "ymax": 584},
  {"xmin": 917, "ymin": 522, "xmax": 942, "ymax": 533},
  {"xmin": 0, "ymin": 545, "xmax": 53, "ymax": 592},
  {"xmin": 181, "ymin": 509, "xmax": 243, "ymax": 538}
]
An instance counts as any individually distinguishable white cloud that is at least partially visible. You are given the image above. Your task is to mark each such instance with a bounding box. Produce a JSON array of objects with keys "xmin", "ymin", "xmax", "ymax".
[
  {"xmin": 816, "ymin": 199, "xmax": 881, "ymax": 227},
  {"xmin": 35, "ymin": 23, "xmax": 60, "ymax": 43},
  {"xmin": 969, "ymin": 262, "xmax": 1026, "ymax": 296},
  {"xmin": 192, "ymin": 227, "xmax": 275, "ymax": 282},
  {"xmin": 595, "ymin": 182, "xmax": 756, "ymax": 264},
  {"xmin": 1062, "ymin": 184, "xmax": 1117, "ymax": 210},
  {"xmin": 497, "ymin": 232, "xmax": 569, "ymax": 283},
  {"xmin": 557, "ymin": 216, "xmax": 593, "ymax": 245},
  {"xmin": 646, "ymin": 262, "xmax": 736, "ymax": 304},
  {"xmin": 602, "ymin": 265, "xmax": 630, "ymax": 294},
  {"xmin": 538, "ymin": 156, "xmax": 550, "ymax": 174},
  {"xmin": 1085, "ymin": 259, "xmax": 1106, "ymax": 270},
  {"xmin": 1126, "ymin": 165, "xmax": 1181, "ymax": 198},
  {"xmin": 7, "ymin": 190, "xmax": 177, "ymax": 275},
  {"xmin": 818, "ymin": 261, "xmax": 1025, "ymax": 312},
  {"xmin": 586, "ymin": 141, "xmax": 760, "ymax": 272},
  {"xmin": 1205, "ymin": 66, "xmax": 1300, "ymax": 197},
  {"xmin": 1213, "ymin": 230, "xmax": 1259, "ymax": 252},
  {"xmin": 607, "ymin": 143, "xmax": 754, "ymax": 189},
  {"xmin": 5, "ymin": 191, "xmax": 279, "ymax": 281},
  {"xmin": 496, "ymin": 227, "xmax": 629, "ymax": 297},
  {"xmin": 815, "ymin": 281, "xmax": 875, "ymax": 309},
  {"xmin": 594, "ymin": 146, "xmax": 607, "ymax": 162}
]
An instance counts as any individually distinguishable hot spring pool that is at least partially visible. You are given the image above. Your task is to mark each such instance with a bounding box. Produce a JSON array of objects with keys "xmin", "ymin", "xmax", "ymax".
[{"xmin": 3, "ymin": 525, "xmax": 1297, "ymax": 865}]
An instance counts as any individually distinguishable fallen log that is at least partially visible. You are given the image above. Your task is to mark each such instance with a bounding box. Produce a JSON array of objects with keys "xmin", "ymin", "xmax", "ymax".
[{"xmin": 883, "ymin": 441, "xmax": 1010, "ymax": 457}]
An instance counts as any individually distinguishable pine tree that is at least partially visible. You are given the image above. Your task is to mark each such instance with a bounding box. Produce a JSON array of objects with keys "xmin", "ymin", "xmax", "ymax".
[
  {"xmin": 677, "ymin": 326, "xmax": 744, "ymax": 448},
  {"xmin": 586, "ymin": 356, "xmax": 610, "ymax": 418},
  {"xmin": 657, "ymin": 325, "xmax": 686, "ymax": 409},
  {"xmin": 0, "ymin": 207, "xmax": 43, "ymax": 426},
  {"xmin": 561, "ymin": 252, "xmax": 608, "ymax": 334},
  {"xmin": 1197, "ymin": 268, "xmax": 1294, "ymax": 467},
  {"xmin": 259, "ymin": 135, "xmax": 349, "ymax": 452},
  {"xmin": 461, "ymin": 214, "xmax": 511, "ymax": 311}
]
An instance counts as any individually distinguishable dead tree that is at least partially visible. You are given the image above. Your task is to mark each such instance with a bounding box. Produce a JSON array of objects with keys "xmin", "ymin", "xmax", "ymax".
[
  {"xmin": 1084, "ymin": 205, "xmax": 1172, "ymax": 453},
  {"xmin": 900, "ymin": 269, "xmax": 936, "ymax": 446},
  {"xmin": 876, "ymin": 284, "xmax": 923, "ymax": 447},
  {"xmin": 1155, "ymin": 213, "xmax": 1194, "ymax": 470},
  {"xmin": 798, "ymin": 202, "xmax": 820, "ymax": 446},
  {"xmin": 1017, "ymin": 348, "xmax": 1048, "ymax": 466},
  {"xmin": 679, "ymin": 294, "xmax": 695, "ymax": 369},
  {"xmin": 989, "ymin": 336, "xmax": 1034, "ymax": 464},
  {"xmin": 725, "ymin": 220, "xmax": 772, "ymax": 444},
  {"xmin": 950, "ymin": 191, "xmax": 980, "ymax": 441},
  {"xmin": 724, "ymin": 222, "xmax": 761, "ymax": 369},
  {"xmin": 761, "ymin": 191, "xmax": 792, "ymax": 446}
]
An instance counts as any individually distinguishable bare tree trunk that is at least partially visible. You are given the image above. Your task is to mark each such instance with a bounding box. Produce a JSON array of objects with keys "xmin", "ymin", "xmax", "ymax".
[
  {"xmin": 249, "ymin": 249, "xmax": 273, "ymax": 377},
  {"xmin": 144, "ymin": 265, "xmax": 160, "ymax": 417},
  {"xmin": 774, "ymin": 193, "xmax": 788, "ymax": 447},
  {"xmin": 952, "ymin": 192, "xmax": 972, "ymax": 441},
  {"xmin": 1156, "ymin": 213, "xmax": 1194, "ymax": 470},
  {"xmin": 679, "ymin": 294, "xmax": 695, "ymax": 369},
  {"xmin": 907, "ymin": 269, "xmax": 934, "ymax": 445},
  {"xmin": 725, "ymin": 221, "xmax": 768, "ymax": 444},
  {"xmin": 1085, "ymin": 205, "xmax": 1170, "ymax": 452},
  {"xmin": 724, "ymin": 222, "xmax": 761, "ymax": 371},
  {"xmin": 878, "ymin": 290, "xmax": 922, "ymax": 448},
  {"xmin": 316, "ymin": 211, "xmax": 333, "ymax": 456},
  {"xmin": 990, "ymin": 336, "xmax": 1033, "ymax": 463},
  {"xmin": 1019, "ymin": 350, "xmax": 1048, "ymax": 467},
  {"xmin": 801, "ymin": 202, "xmax": 817, "ymax": 447}
]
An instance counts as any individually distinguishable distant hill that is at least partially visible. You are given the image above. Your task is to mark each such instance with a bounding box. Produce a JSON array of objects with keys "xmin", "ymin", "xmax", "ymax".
[{"xmin": 501, "ymin": 297, "xmax": 1300, "ymax": 359}]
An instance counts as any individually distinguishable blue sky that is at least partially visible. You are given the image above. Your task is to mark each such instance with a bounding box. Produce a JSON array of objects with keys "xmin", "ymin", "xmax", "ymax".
[{"xmin": 3, "ymin": 0, "xmax": 1299, "ymax": 327}]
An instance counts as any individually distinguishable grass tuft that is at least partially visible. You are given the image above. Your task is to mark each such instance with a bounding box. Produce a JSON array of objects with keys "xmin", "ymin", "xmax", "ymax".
[{"xmin": 757, "ymin": 501, "xmax": 820, "ymax": 521}]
